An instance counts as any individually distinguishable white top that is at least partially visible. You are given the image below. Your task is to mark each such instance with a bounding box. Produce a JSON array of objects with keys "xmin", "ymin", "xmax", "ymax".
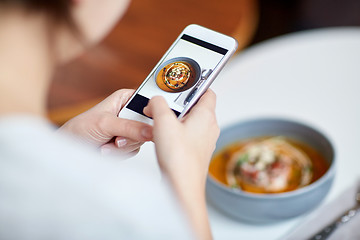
[{"xmin": 0, "ymin": 115, "xmax": 193, "ymax": 240}]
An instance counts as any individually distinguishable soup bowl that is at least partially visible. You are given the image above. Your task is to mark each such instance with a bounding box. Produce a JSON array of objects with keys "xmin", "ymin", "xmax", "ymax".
[
  {"xmin": 206, "ymin": 118, "xmax": 335, "ymax": 223},
  {"xmin": 155, "ymin": 57, "xmax": 201, "ymax": 93}
]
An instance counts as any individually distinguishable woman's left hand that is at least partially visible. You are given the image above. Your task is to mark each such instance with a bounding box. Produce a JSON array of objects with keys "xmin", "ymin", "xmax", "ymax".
[{"xmin": 58, "ymin": 89, "xmax": 153, "ymax": 157}]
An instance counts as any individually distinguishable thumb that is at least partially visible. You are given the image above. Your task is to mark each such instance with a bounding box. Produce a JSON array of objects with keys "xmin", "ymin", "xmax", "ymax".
[
  {"xmin": 101, "ymin": 113, "xmax": 153, "ymax": 141},
  {"xmin": 143, "ymin": 96, "xmax": 178, "ymax": 125},
  {"xmin": 93, "ymin": 89, "xmax": 135, "ymax": 114}
]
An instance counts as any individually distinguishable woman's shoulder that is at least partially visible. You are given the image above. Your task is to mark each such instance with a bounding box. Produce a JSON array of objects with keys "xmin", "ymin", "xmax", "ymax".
[
  {"xmin": 0, "ymin": 115, "xmax": 96, "ymax": 161},
  {"xmin": 0, "ymin": 114, "xmax": 193, "ymax": 239}
]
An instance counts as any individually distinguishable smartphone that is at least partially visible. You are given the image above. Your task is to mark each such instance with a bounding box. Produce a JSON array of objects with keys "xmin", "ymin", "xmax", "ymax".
[{"xmin": 118, "ymin": 24, "xmax": 238, "ymax": 124}]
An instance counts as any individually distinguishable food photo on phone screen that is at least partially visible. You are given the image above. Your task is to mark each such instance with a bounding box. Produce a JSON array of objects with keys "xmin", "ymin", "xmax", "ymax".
[{"xmin": 125, "ymin": 33, "xmax": 228, "ymax": 118}]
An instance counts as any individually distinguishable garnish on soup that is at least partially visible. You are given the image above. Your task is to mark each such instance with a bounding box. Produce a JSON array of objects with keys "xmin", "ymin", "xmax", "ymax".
[
  {"xmin": 162, "ymin": 62, "xmax": 192, "ymax": 90},
  {"xmin": 209, "ymin": 136, "xmax": 329, "ymax": 194},
  {"xmin": 155, "ymin": 59, "xmax": 199, "ymax": 93}
]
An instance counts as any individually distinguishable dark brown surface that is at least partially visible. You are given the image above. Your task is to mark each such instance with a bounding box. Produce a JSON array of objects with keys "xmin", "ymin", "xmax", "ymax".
[
  {"xmin": 251, "ymin": 0, "xmax": 360, "ymax": 45},
  {"xmin": 48, "ymin": 0, "xmax": 360, "ymax": 125}
]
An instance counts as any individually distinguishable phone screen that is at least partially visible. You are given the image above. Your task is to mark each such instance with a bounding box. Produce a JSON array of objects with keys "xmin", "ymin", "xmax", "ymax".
[{"xmin": 125, "ymin": 34, "xmax": 228, "ymax": 118}]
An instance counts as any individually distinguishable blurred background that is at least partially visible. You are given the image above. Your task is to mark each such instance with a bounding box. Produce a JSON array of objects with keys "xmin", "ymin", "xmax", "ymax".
[{"xmin": 47, "ymin": 0, "xmax": 360, "ymax": 125}]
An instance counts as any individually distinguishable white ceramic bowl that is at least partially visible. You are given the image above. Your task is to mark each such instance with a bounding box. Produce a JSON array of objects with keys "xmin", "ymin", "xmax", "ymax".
[{"xmin": 206, "ymin": 118, "xmax": 335, "ymax": 223}]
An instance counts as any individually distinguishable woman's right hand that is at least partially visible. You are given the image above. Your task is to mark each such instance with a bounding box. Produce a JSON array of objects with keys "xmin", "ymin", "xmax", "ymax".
[
  {"xmin": 143, "ymin": 89, "xmax": 219, "ymax": 240},
  {"xmin": 144, "ymin": 89, "xmax": 219, "ymax": 188}
]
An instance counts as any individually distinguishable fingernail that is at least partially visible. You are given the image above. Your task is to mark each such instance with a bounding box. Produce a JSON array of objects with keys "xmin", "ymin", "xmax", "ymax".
[
  {"xmin": 143, "ymin": 106, "xmax": 150, "ymax": 117},
  {"xmin": 141, "ymin": 127, "xmax": 153, "ymax": 140},
  {"xmin": 117, "ymin": 138, "xmax": 127, "ymax": 148}
]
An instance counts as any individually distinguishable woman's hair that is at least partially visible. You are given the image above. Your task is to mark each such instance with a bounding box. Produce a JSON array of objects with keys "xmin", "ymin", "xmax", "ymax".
[{"xmin": 0, "ymin": 0, "xmax": 75, "ymax": 29}]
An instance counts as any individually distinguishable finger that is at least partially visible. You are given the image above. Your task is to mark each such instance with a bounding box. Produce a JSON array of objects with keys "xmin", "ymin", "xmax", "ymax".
[
  {"xmin": 143, "ymin": 97, "xmax": 180, "ymax": 139},
  {"xmin": 100, "ymin": 114, "xmax": 153, "ymax": 141},
  {"xmin": 95, "ymin": 89, "xmax": 135, "ymax": 114},
  {"xmin": 190, "ymin": 89, "xmax": 217, "ymax": 113},
  {"xmin": 114, "ymin": 137, "xmax": 144, "ymax": 148},
  {"xmin": 126, "ymin": 148, "xmax": 141, "ymax": 158},
  {"xmin": 184, "ymin": 89, "xmax": 218, "ymax": 127},
  {"xmin": 115, "ymin": 141, "xmax": 143, "ymax": 153},
  {"xmin": 143, "ymin": 96, "xmax": 178, "ymax": 124},
  {"xmin": 101, "ymin": 142, "xmax": 142, "ymax": 156},
  {"xmin": 119, "ymin": 142, "xmax": 143, "ymax": 153}
]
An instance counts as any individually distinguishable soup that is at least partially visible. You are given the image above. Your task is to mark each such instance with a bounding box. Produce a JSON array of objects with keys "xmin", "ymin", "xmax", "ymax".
[
  {"xmin": 209, "ymin": 136, "xmax": 329, "ymax": 194},
  {"xmin": 156, "ymin": 61, "xmax": 196, "ymax": 91}
]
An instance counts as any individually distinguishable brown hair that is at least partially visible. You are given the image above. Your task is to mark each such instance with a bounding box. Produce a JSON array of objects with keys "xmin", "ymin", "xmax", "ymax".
[{"xmin": 0, "ymin": 0, "xmax": 75, "ymax": 30}]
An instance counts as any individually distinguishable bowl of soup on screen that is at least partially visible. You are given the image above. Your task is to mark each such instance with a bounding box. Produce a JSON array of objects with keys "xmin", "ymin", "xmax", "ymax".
[{"xmin": 206, "ymin": 118, "xmax": 335, "ymax": 223}]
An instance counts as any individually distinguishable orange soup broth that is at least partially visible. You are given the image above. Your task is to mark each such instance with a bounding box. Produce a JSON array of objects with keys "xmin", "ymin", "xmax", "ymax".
[{"xmin": 209, "ymin": 137, "xmax": 330, "ymax": 194}]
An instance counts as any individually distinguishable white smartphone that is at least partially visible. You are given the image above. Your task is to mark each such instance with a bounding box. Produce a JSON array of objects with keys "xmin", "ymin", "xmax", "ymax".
[{"xmin": 118, "ymin": 24, "xmax": 238, "ymax": 125}]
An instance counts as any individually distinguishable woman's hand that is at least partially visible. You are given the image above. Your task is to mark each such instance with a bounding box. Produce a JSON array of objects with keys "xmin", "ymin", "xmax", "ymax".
[
  {"xmin": 144, "ymin": 89, "xmax": 219, "ymax": 240},
  {"xmin": 59, "ymin": 89, "xmax": 153, "ymax": 156}
]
